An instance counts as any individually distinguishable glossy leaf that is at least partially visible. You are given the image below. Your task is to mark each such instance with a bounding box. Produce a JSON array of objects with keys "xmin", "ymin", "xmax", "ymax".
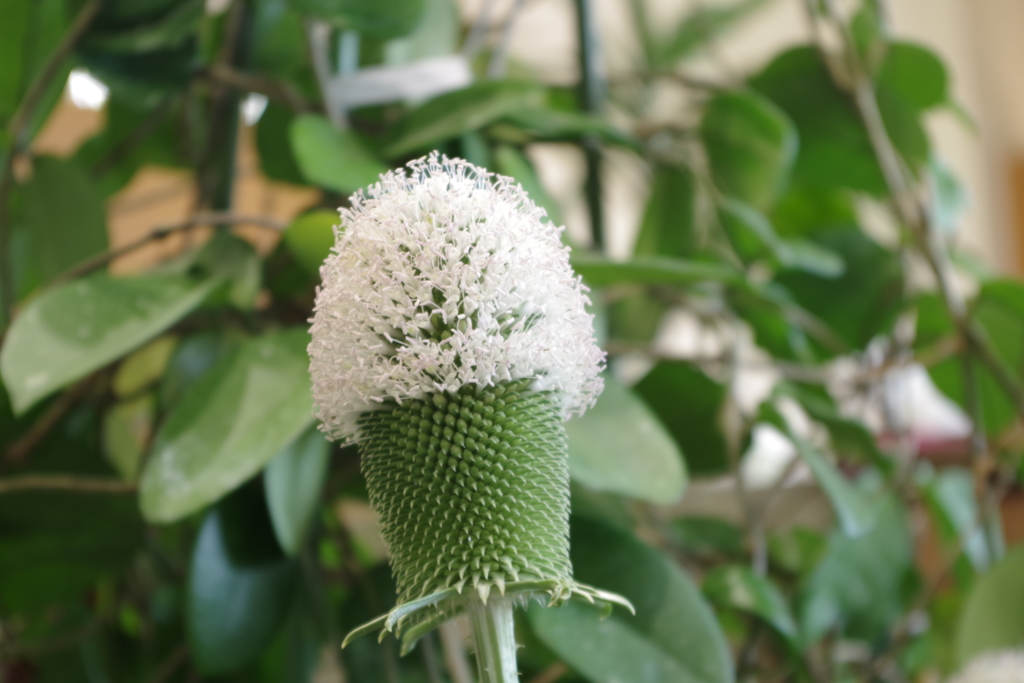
[
  {"xmin": 565, "ymin": 375, "xmax": 686, "ymax": 505},
  {"xmin": 284, "ymin": 210, "xmax": 338, "ymax": 275},
  {"xmin": 290, "ymin": 114, "xmax": 387, "ymax": 194},
  {"xmin": 703, "ymin": 565, "xmax": 798, "ymax": 645},
  {"xmin": 258, "ymin": 101, "xmax": 307, "ymax": 185},
  {"xmin": 955, "ymin": 544, "xmax": 1024, "ymax": 666},
  {"xmin": 140, "ymin": 328, "xmax": 315, "ymax": 522},
  {"xmin": 384, "ymin": 81, "xmax": 543, "ymax": 158},
  {"xmin": 530, "ymin": 517, "xmax": 733, "ymax": 683},
  {"xmin": 188, "ymin": 482, "xmax": 299, "ymax": 674},
  {"xmin": 701, "ymin": 91, "xmax": 797, "ymax": 211},
  {"xmin": 760, "ymin": 402, "xmax": 878, "ymax": 537},
  {"xmin": 800, "ymin": 494, "xmax": 912, "ymax": 643},
  {"xmin": 634, "ymin": 361, "xmax": 729, "ymax": 474},
  {"xmin": 265, "ymin": 427, "xmax": 331, "ymax": 556},
  {"xmin": 23, "ymin": 157, "xmax": 108, "ymax": 283},
  {"xmin": 0, "ymin": 273, "xmax": 218, "ymax": 414},
  {"xmin": 291, "ymin": 0, "xmax": 425, "ymax": 39}
]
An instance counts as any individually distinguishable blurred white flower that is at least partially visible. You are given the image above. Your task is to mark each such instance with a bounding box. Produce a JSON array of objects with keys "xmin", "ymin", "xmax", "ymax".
[
  {"xmin": 948, "ymin": 650, "xmax": 1024, "ymax": 683},
  {"xmin": 309, "ymin": 153, "xmax": 604, "ymax": 441}
]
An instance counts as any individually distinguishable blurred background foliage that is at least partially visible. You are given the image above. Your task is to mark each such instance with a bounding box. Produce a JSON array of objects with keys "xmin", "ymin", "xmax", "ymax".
[{"xmin": 1, "ymin": 0, "xmax": 1024, "ymax": 681}]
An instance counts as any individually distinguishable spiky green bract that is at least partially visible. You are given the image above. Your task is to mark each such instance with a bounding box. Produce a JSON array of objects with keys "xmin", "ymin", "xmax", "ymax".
[{"xmin": 361, "ymin": 380, "xmax": 570, "ymax": 604}]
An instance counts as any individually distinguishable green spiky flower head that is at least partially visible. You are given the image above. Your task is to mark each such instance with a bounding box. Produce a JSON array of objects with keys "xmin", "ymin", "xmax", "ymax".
[{"xmin": 309, "ymin": 154, "xmax": 628, "ymax": 649}]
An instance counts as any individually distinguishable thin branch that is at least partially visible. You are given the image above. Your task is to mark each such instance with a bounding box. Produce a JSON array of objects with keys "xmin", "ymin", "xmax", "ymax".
[
  {"xmin": 202, "ymin": 63, "xmax": 313, "ymax": 113},
  {"xmin": 0, "ymin": 0, "xmax": 103, "ymax": 322},
  {"xmin": 4, "ymin": 376, "xmax": 97, "ymax": 467},
  {"xmin": 0, "ymin": 475, "xmax": 137, "ymax": 496},
  {"xmin": 52, "ymin": 211, "xmax": 287, "ymax": 285}
]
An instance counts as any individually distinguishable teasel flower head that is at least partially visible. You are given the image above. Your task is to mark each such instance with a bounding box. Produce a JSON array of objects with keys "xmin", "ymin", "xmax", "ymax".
[{"xmin": 309, "ymin": 154, "xmax": 630, "ymax": 654}]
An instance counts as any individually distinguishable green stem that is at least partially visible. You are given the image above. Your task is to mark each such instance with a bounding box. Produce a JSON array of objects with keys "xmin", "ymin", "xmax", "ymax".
[{"xmin": 467, "ymin": 596, "xmax": 519, "ymax": 683}]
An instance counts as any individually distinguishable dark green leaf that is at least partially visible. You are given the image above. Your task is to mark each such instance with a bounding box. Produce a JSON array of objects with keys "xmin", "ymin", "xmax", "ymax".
[
  {"xmin": 290, "ymin": 114, "xmax": 388, "ymax": 194},
  {"xmin": 82, "ymin": 0, "xmax": 203, "ymax": 53},
  {"xmin": 607, "ymin": 292, "xmax": 667, "ymax": 345},
  {"xmin": 877, "ymin": 42, "xmax": 948, "ymax": 112},
  {"xmin": 633, "ymin": 164, "xmax": 697, "ymax": 258},
  {"xmin": 79, "ymin": 40, "xmax": 198, "ymax": 108},
  {"xmin": 23, "ymin": 157, "xmax": 108, "ymax": 283},
  {"xmin": 771, "ymin": 184, "xmax": 857, "ymax": 238},
  {"xmin": 284, "ymin": 210, "xmax": 337, "ymax": 275},
  {"xmin": 291, "ymin": 0, "xmax": 425, "ymax": 39},
  {"xmin": 265, "ymin": 427, "xmax": 331, "ymax": 555},
  {"xmin": 0, "ymin": 491, "xmax": 145, "ymax": 613},
  {"xmin": 0, "ymin": 0, "xmax": 32, "ymax": 119},
  {"xmin": 701, "ymin": 90, "xmax": 797, "ymax": 210},
  {"xmin": 775, "ymin": 229, "xmax": 903, "ymax": 351},
  {"xmin": 258, "ymin": 102, "xmax": 308, "ymax": 185},
  {"xmin": 0, "ymin": 272, "xmax": 218, "ymax": 414},
  {"xmin": 497, "ymin": 107, "xmax": 639, "ymax": 150},
  {"xmin": 634, "ymin": 361, "xmax": 729, "ymax": 475},
  {"xmin": 140, "ymin": 328, "xmax": 315, "ymax": 522},
  {"xmin": 251, "ymin": 0, "xmax": 308, "ymax": 78},
  {"xmin": 671, "ymin": 517, "xmax": 746, "ymax": 559},
  {"xmin": 759, "ymin": 402, "xmax": 878, "ymax": 537},
  {"xmin": 530, "ymin": 517, "xmax": 733, "ymax": 683},
  {"xmin": 751, "ymin": 47, "xmax": 885, "ymax": 194},
  {"xmin": 159, "ymin": 329, "xmax": 244, "ymax": 409},
  {"xmin": 657, "ymin": 0, "xmax": 768, "ymax": 66},
  {"xmin": 566, "ymin": 375, "xmax": 686, "ymax": 505},
  {"xmin": 800, "ymin": 493, "xmax": 912, "ymax": 643},
  {"xmin": 195, "ymin": 231, "xmax": 263, "ymax": 310},
  {"xmin": 703, "ymin": 565, "xmax": 798, "ymax": 645},
  {"xmin": 384, "ymin": 81, "xmax": 544, "ymax": 158},
  {"xmin": 954, "ymin": 544, "xmax": 1024, "ymax": 665},
  {"xmin": 571, "ymin": 254, "xmax": 739, "ymax": 289},
  {"xmin": 188, "ymin": 482, "xmax": 299, "ymax": 674}
]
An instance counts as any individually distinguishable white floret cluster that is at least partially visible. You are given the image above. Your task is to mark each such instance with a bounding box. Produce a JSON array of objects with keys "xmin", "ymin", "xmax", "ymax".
[
  {"xmin": 948, "ymin": 650, "xmax": 1024, "ymax": 683},
  {"xmin": 308, "ymin": 153, "xmax": 604, "ymax": 442}
]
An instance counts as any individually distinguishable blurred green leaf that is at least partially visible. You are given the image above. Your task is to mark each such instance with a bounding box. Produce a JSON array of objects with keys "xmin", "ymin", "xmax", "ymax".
[
  {"xmin": 703, "ymin": 565, "xmax": 798, "ymax": 645},
  {"xmin": 0, "ymin": 272, "xmax": 218, "ymax": 414},
  {"xmin": 919, "ymin": 466, "xmax": 990, "ymax": 586},
  {"xmin": 530, "ymin": 517, "xmax": 733, "ymax": 683},
  {"xmin": 292, "ymin": 0, "xmax": 425, "ymax": 39},
  {"xmin": 572, "ymin": 254, "xmax": 739, "ymax": 288},
  {"xmin": 929, "ymin": 280, "xmax": 1024, "ymax": 435},
  {"xmin": 0, "ymin": 491, "xmax": 145, "ymax": 613},
  {"xmin": 928, "ymin": 159, "xmax": 968, "ymax": 235},
  {"xmin": 140, "ymin": 328, "xmax": 315, "ymax": 522},
  {"xmin": 82, "ymin": 0, "xmax": 203, "ymax": 53},
  {"xmin": 290, "ymin": 114, "xmax": 387, "ymax": 194},
  {"xmin": 800, "ymin": 493, "xmax": 912, "ymax": 643},
  {"xmin": 79, "ymin": 40, "xmax": 198, "ymax": 108},
  {"xmin": 656, "ymin": 0, "xmax": 768, "ymax": 66},
  {"xmin": 634, "ymin": 361, "xmax": 729, "ymax": 475},
  {"xmin": 760, "ymin": 402, "xmax": 878, "ymax": 537},
  {"xmin": 0, "ymin": 0, "xmax": 32, "ymax": 119},
  {"xmin": 188, "ymin": 482, "xmax": 299, "ymax": 674},
  {"xmin": 258, "ymin": 102, "xmax": 308, "ymax": 185},
  {"xmin": 751, "ymin": 47, "xmax": 885, "ymax": 195},
  {"xmin": 955, "ymin": 544, "xmax": 1024, "ymax": 666},
  {"xmin": 385, "ymin": 0, "xmax": 459, "ymax": 64},
  {"xmin": 159, "ymin": 329, "xmax": 244, "ymax": 409},
  {"xmin": 850, "ymin": 0, "xmax": 886, "ymax": 73},
  {"xmin": 284, "ymin": 210, "xmax": 337, "ymax": 275},
  {"xmin": 778, "ymin": 383, "xmax": 890, "ymax": 469},
  {"xmin": 775, "ymin": 229, "xmax": 903, "ymax": 351},
  {"xmin": 384, "ymin": 81, "xmax": 543, "ymax": 158},
  {"xmin": 112, "ymin": 335, "xmax": 178, "ymax": 398},
  {"xmin": 701, "ymin": 90, "xmax": 797, "ymax": 211},
  {"xmin": 671, "ymin": 517, "xmax": 746, "ymax": 559},
  {"xmin": 102, "ymin": 392, "xmax": 155, "ymax": 481},
  {"xmin": 23, "ymin": 157, "xmax": 108, "ymax": 283},
  {"xmin": 634, "ymin": 164, "xmax": 697, "ymax": 258},
  {"xmin": 566, "ymin": 374, "xmax": 686, "ymax": 505},
  {"xmin": 497, "ymin": 107, "xmax": 639, "ymax": 150},
  {"xmin": 265, "ymin": 427, "xmax": 331, "ymax": 556},
  {"xmin": 877, "ymin": 42, "xmax": 948, "ymax": 112},
  {"xmin": 251, "ymin": 0, "xmax": 308, "ymax": 78}
]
